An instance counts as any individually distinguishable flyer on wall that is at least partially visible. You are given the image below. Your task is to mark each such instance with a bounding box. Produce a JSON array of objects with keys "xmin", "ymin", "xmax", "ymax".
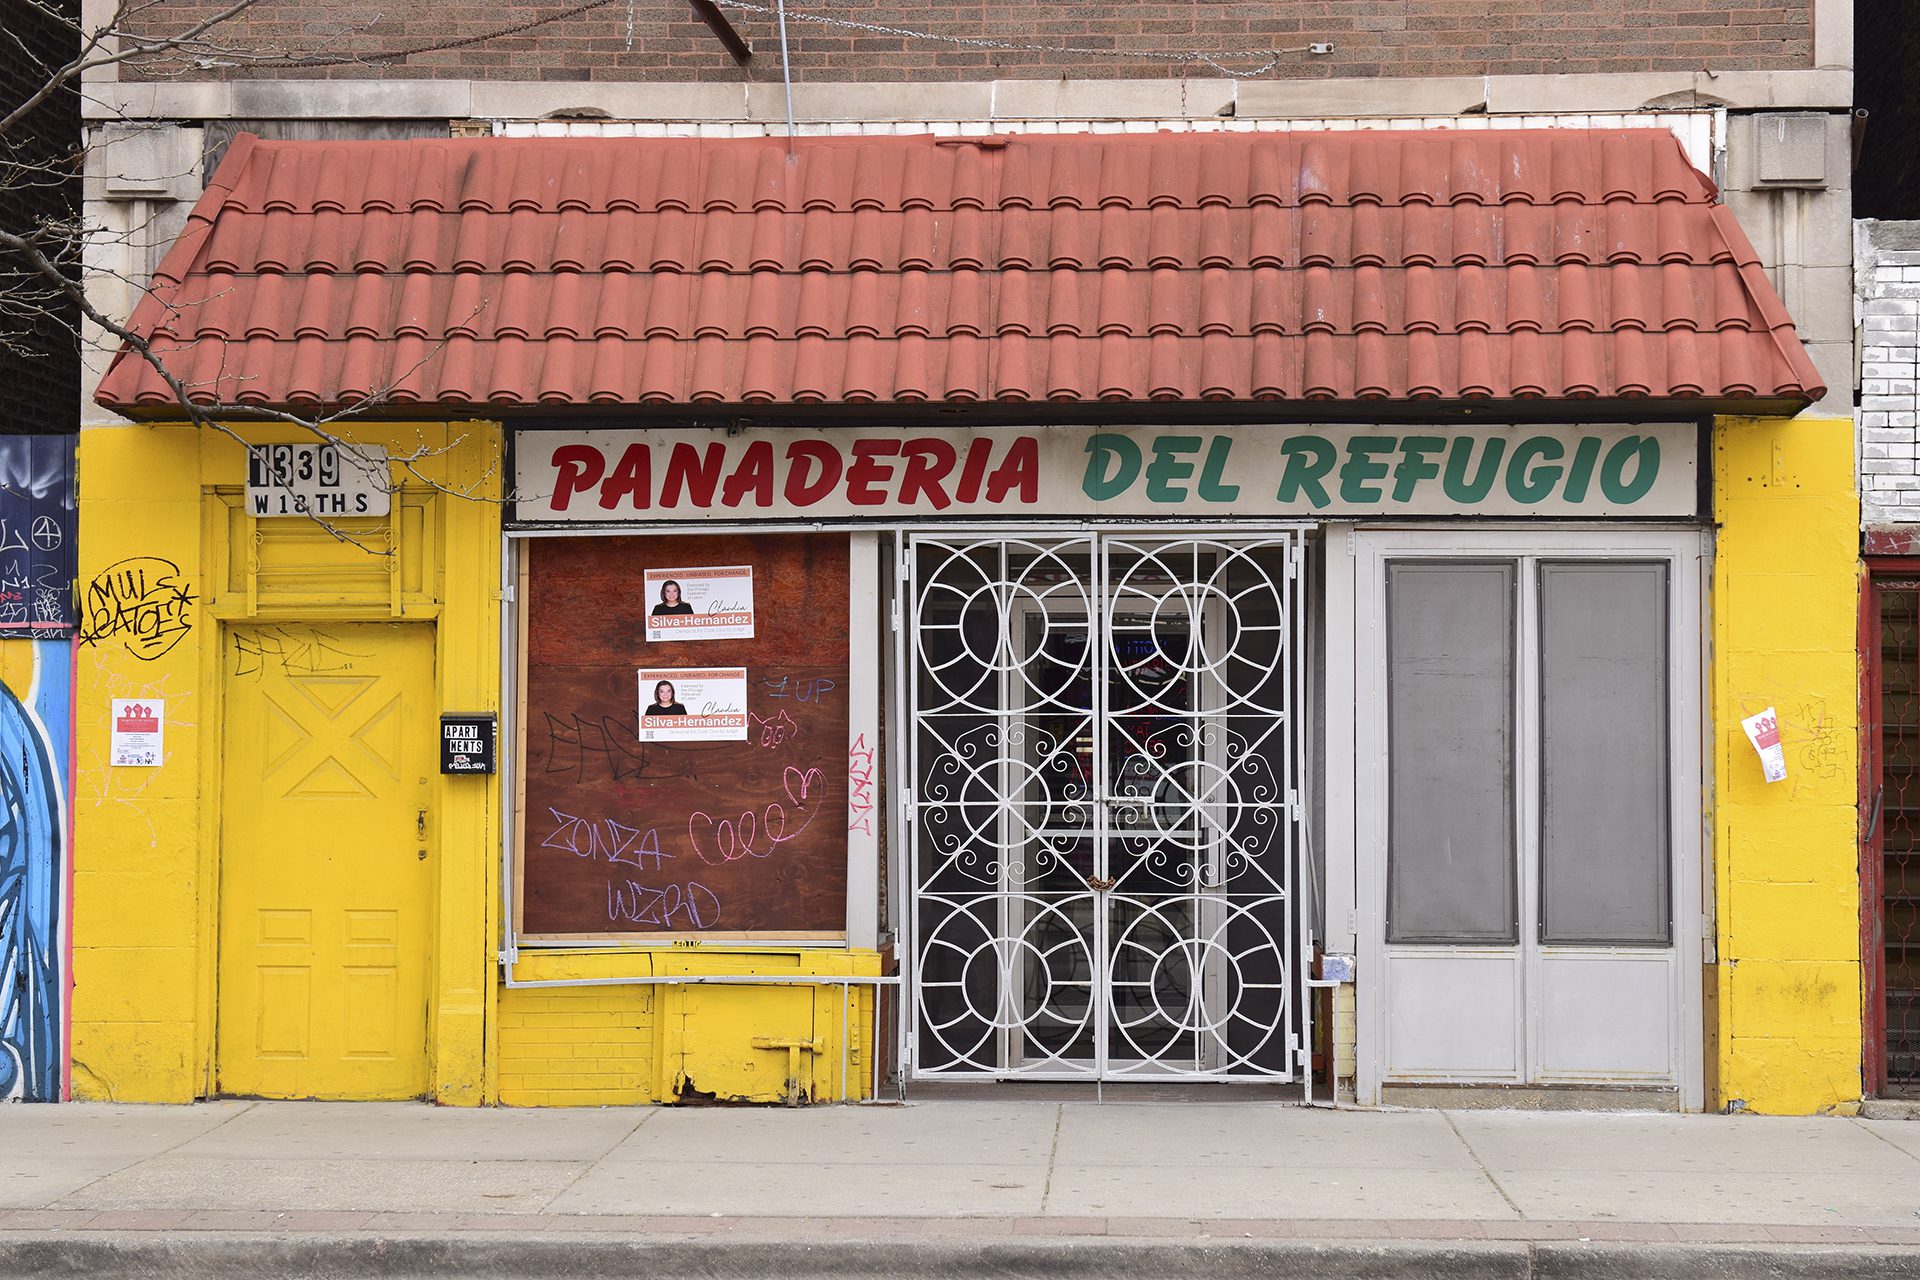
[
  {"xmin": 110, "ymin": 699, "xmax": 164, "ymax": 767},
  {"xmin": 643, "ymin": 565, "xmax": 755, "ymax": 643},
  {"xmin": 638, "ymin": 668, "xmax": 749, "ymax": 741}
]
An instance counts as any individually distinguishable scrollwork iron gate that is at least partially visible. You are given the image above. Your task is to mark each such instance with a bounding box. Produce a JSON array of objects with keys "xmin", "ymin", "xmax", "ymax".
[{"xmin": 902, "ymin": 531, "xmax": 1308, "ymax": 1081}]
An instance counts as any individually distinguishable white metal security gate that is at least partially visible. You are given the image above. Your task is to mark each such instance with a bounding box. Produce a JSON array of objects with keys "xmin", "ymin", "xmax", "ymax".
[{"xmin": 901, "ymin": 531, "xmax": 1308, "ymax": 1081}]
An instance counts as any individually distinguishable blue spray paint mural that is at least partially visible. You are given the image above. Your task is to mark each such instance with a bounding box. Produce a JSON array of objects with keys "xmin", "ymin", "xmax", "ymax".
[
  {"xmin": 0, "ymin": 643, "xmax": 68, "ymax": 1100},
  {"xmin": 0, "ymin": 436, "xmax": 74, "ymax": 1101}
]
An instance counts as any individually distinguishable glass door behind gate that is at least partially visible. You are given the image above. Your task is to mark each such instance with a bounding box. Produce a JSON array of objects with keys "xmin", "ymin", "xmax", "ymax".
[{"xmin": 908, "ymin": 532, "xmax": 1305, "ymax": 1082}]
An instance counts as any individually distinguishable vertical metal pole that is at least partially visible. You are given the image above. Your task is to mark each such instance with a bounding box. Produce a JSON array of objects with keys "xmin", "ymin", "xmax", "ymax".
[
  {"xmin": 1296, "ymin": 532, "xmax": 1312, "ymax": 1103},
  {"xmin": 499, "ymin": 535, "xmax": 520, "ymax": 971},
  {"xmin": 775, "ymin": 0, "xmax": 796, "ymax": 145},
  {"xmin": 1092, "ymin": 532, "xmax": 1108, "ymax": 1088},
  {"xmin": 894, "ymin": 531, "xmax": 915, "ymax": 1091}
]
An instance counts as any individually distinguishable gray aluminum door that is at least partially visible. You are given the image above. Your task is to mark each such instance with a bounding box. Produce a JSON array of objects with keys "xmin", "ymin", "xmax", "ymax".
[
  {"xmin": 1352, "ymin": 530, "xmax": 1704, "ymax": 1106},
  {"xmin": 903, "ymin": 531, "xmax": 1307, "ymax": 1081}
]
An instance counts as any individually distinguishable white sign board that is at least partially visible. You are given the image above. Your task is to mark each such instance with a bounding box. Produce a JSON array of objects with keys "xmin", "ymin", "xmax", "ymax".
[
  {"xmin": 643, "ymin": 565, "xmax": 755, "ymax": 643},
  {"xmin": 639, "ymin": 668, "xmax": 749, "ymax": 742},
  {"xmin": 510, "ymin": 423, "xmax": 1699, "ymax": 524},
  {"xmin": 110, "ymin": 698, "xmax": 163, "ymax": 767},
  {"xmin": 247, "ymin": 444, "xmax": 391, "ymax": 518}
]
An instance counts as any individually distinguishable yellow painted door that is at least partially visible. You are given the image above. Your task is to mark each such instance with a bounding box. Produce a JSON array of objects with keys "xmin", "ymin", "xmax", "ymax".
[{"xmin": 217, "ymin": 623, "xmax": 435, "ymax": 1099}]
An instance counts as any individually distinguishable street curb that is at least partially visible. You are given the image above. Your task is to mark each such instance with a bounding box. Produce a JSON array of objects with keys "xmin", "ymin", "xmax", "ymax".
[{"xmin": 5, "ymin": 1235, "xmax": 1920, "ymax": 1279}]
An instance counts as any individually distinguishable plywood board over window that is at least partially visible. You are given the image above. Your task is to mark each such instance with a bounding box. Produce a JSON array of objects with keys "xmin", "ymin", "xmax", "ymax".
[{"xmin": 515, "ymin": 532, "xmax": 851, "ymax": 943}]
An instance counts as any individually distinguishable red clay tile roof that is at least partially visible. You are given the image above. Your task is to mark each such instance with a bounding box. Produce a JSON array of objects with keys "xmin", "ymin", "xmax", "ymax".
[{"xmin": 97, "ymin": 129, "xmax": 1826, "ymax": 413}]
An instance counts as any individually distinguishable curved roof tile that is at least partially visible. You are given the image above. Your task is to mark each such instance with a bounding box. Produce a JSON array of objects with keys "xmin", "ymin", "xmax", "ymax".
[{"xmin": 98, "ymin": 129, "xmax": 1826, "ymax": 413}]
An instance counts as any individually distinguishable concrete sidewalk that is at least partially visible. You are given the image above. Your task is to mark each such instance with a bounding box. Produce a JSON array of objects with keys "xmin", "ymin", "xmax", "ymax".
[{"xmin": 6, "ymin": 1099, "xmax": 1920, "ymax": 1276}]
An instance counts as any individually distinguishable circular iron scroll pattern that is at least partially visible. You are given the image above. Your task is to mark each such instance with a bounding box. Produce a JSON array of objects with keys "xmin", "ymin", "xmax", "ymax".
[{"xmin": 910, "ymin": 535, "xmax": 1301, "ymax": 1079}]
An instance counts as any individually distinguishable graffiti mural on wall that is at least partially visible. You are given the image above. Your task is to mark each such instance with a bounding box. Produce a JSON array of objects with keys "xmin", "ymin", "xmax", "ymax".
[
  {"xmin": 0, "ymin": 436, "xmax": 76, "ymax": 1100},
  {"xmin": 0, "ymin": 642, "xmax": 70, "ymax": 1101},
  {"xmin": 0, "ymin": 436, "xmax": 76, "ymax": 637}
]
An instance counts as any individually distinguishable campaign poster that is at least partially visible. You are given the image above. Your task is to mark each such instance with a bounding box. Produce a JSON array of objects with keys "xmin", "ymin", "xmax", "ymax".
[
  {"xmin": 110, "ymin": 699, "xmax": 164, "ymax": 767},
  {"xmin": 643, "ymin": 564, "xmax": 755, "ymax": 643},
  {"xmin": 638, "ymin": 668, "xmax": 749, "ymax": 742}
]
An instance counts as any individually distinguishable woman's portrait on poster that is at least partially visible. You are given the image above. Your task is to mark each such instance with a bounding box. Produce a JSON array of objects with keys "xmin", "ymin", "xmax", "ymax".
[
  {"xmin": 644, "ymin": 679, "xmax": 687, "ymax": 716},
  {"xmin": 652, "ymin": 579, "xmax": 695, "ymax": 616}
]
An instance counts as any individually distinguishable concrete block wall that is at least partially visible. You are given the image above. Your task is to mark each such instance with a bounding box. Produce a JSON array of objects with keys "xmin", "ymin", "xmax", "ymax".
[
  {"xmin": 1712, "ymin": 417, "xmax": 1862, "ymax": 1113},
  {"xmin": 1858, "ymin": 221, "xmax": 1920, "ymax": 525}
]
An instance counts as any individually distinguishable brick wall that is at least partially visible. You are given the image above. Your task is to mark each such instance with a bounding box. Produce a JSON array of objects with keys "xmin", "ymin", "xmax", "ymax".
[
  {"xmin": 119, "ymin": 0, "xmax": 1815, "ymax": 83},
  {"xmin": 1859, "ymin": 223, "xmax": 1920, "ymax": 525}
]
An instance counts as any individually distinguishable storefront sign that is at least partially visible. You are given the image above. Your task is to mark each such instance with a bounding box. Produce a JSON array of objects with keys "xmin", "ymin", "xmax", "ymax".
[
  {"xmin": 247, "ymin": 443, "xmax": 392, "ymax": 518},
  {"xmin": 639, "ymin": 668, "xmax": 749, "ymax": 742},
  {"xmin": 511, "ymin": 423, "xmax": 1699, "ymax": 524},
  {"xmin": 643, "ymin": 565, "xmax": 755, "ymax": 643},
  {"xmin": 110, "ymin": 699, "xmax": 163, "ymax": 767},
  {"xmin": 440, "ymin": 713, "xmax": 497, "ymax": 775}
]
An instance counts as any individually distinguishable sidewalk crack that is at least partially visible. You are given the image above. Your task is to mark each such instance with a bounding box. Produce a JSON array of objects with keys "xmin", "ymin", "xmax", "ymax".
[
  {"xmin": 1442, "ymin": 1110, "xmax": 1526, "ymax": 1220},
  {"xmin": 47, "ymin": 1100, "xmax": 260, "ymax": 1211},
  {"xmin": 1850, "ymin": 1114, "xmax": 1920, "ymax": 1164},
  {"xmin": 1038, "ymin": 1104, "xmax": 1064, "ymax": 1215},
  {"xmin": 535, "ymin": 1108, "xmax": 659, "ymax": 1214}
]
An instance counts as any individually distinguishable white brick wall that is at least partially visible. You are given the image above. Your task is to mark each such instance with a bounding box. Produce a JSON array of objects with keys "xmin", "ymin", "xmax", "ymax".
[{"xmin": 1858, "ymin": 223, "xmax": 1920, "ymax": 524}]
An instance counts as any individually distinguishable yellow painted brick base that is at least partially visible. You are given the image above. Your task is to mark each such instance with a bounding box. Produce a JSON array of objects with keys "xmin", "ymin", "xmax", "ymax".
[
  {"xmin": 1333, "ymin": 983, "xmax": 1357, "ymax": 1083},
  {"xmin": 495, "ymin": 949, "xmax": 883, "ymax": 1106},
  {"xmin": 1712, "ymin": 416, "xmax": 1861, "ymax": 1114},
  {"xmin": 498, "ymin": 986, "xmax": 658, "ymax": 1107}
]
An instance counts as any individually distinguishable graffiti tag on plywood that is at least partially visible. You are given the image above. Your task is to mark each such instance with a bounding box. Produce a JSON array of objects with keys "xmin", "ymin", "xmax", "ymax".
[{"xmin": 0, "ymin": 437, "xmax": 76, "ymax": 638}]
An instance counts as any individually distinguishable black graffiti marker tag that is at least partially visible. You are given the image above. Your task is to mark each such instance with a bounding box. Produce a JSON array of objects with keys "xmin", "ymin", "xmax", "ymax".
[{"xmin": 78, "ymin": 558, "xmax": 195, "ymax": 660}]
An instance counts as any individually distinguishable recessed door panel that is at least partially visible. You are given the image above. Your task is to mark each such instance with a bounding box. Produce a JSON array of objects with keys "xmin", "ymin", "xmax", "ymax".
[
  {"xmin": 1535, "ymin": 952, "xmax": 1675, "ymax": 1080},
  {"xmin": 1384, "ymin": 952, "xmax": 1521, "ymax": 1079}
]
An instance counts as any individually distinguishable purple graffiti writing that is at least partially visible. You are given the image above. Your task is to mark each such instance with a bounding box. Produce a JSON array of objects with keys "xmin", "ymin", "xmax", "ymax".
[
  {"xmin": 607, "ymin": 879, "xmax": 720, "ymax": 929},
  {"xmin": 541, "ymin": 808, "xmax": 670, "ymax": 871}
]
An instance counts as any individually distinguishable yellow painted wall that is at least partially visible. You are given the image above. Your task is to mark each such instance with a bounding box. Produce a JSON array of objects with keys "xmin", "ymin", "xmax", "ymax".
[
  {"xmin": 1712, "ymin": 415, "xmax": 1861, "ymax": 1114},
  {"xmin": 71, "ymin": 421, "xmax": 503, "ymax": 1103},
  {"xmin": 73, "ymin": 419, "xmax": 883, "ymax": 1107},
  {"xmin": 496, "ymin": 948, "xmax": 883, "ymax": 1106}
]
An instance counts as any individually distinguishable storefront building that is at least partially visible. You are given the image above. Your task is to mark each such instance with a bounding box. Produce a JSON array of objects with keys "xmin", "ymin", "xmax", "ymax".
[{"xmin": 81, "ymin": 127, "xmax": 1857, "ymax": 1111}]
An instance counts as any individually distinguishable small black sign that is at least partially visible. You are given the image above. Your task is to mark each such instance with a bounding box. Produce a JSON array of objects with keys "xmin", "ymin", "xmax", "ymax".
[{"xmin": 440, "ymin": 713, "xmax": 497, "ymax": 775}]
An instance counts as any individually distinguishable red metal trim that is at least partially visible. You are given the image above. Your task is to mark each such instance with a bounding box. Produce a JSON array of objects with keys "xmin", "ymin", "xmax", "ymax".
[
  {"xmin": 1861, "ymin": 564, "xmax": 1885, "ymax": 1096},
  {"xmin": 1857, "ymin": 556, "xmax": 1920, "ymax": 1097},
  {"xmin": 63, "ymin": 636, "xmax": 76, "ymax": 1103},
  {"xmin": 1865, "ymin": 531, "xmax": 1920, "ymax": 559}
]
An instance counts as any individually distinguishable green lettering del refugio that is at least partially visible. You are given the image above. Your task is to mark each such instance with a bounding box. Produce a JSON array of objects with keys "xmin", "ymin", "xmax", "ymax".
[{"xmin": 1080, "ymin": 432, "xmax": 1661, "ymax": 509}]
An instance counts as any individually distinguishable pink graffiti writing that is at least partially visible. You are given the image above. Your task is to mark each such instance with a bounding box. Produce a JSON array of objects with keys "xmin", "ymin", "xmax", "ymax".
[
  {"xmin": 848, "ymin": 733, "xmax": 876, "ymax": 837},
  {"xmin": 687, "ymin": 765, "xmax": 826, "ymax": 865},
  {"xmin": 750, "ymin": 707, "xmax": 799, "ymax": 750}
]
